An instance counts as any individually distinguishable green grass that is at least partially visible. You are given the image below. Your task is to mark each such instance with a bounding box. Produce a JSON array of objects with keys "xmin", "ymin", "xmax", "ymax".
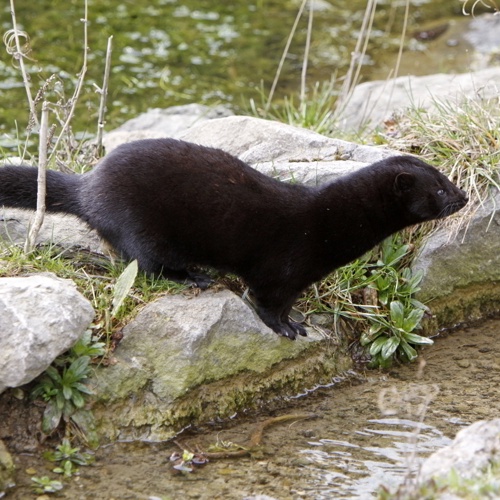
[
  {"xmin": 0, "ymin": 241, "xmax": 186, "ymax": 331},
  {"xmin": 295, "ymin": 231, "xmax": 430, "ymax": 368},
  {"xmin": 249, "ymin": 78, "xmax": 340, "ymax": 136}
]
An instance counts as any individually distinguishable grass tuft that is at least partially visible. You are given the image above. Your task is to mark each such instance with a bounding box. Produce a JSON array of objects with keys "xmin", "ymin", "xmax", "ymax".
[{"xmin": 378, "ymin": 95, "xmax": 500, "ymax": 226}]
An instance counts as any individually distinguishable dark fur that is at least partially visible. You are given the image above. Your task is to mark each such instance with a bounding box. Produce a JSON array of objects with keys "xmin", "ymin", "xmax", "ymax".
[{"xmin": 0, "ymin": 139, "xmax": 468, "ymax": 338}]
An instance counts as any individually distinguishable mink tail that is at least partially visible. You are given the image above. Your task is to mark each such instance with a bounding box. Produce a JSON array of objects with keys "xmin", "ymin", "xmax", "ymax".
[{"xmin": 0, "ymin": 165, "xmax": 84, "ymax": 218}]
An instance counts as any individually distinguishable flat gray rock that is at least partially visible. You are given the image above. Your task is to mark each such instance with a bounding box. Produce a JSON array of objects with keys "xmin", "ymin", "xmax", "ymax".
[
  {"xmin": 180, "ymin": 115, "xmax": 394, "ymax": 165},
  {"xmin": 0, "ymin": 208, "xmax": 102, "ymax": 253},
  {"xmin": 0, "ymin": 275, "xmax": 95, "ymax": 393},
  {"xmin": 103, "ymin": 103, "xmax": 233, "ymax": 152}
]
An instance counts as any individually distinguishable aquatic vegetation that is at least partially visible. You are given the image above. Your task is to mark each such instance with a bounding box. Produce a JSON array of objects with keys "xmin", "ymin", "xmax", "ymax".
[
  {"xmin": 30, "ymin": 476, "xmax": 64, "ymax": 494},
  {"xmin": 43, "ymin": 438, "xmax": 94, "ymax": 478}
]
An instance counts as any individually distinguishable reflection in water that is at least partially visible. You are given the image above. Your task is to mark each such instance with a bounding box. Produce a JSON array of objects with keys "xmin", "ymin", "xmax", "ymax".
[{"xmin": 301, "ymin": 418, "xmax": 452, "ymax": 499}]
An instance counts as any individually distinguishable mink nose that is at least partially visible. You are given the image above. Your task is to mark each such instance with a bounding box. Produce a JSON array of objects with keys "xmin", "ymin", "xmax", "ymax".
[{"xmin": 461, "ymin": 190, "xmax": 469, "ymax": 205}]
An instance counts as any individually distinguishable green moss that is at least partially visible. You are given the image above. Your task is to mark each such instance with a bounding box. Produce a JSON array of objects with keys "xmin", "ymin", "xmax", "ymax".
[
  {"xmin": 91, "ymin": 341, "xmax": 352, "ymax": 442},
  {"xmin": 0, "ymin": 439, "xmax": 15, "ymax": 494}
]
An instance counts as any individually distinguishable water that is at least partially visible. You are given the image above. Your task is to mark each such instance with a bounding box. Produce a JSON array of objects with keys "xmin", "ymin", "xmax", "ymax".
[
  {"xmin": 7, "ymin": 318, "xmax": 500, "ymax": 499},
  {"xmin": 0, "ymin": 0, "xmax": 464, "ymax": 145}
]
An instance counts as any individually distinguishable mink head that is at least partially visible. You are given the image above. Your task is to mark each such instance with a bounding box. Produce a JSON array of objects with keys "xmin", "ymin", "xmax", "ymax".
[{"xmin": 393, "ymin": 157, "xmax": 468, "ymax": 223}]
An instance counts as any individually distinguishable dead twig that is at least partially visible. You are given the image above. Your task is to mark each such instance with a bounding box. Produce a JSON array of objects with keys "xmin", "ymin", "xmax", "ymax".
[
  {"xmin": 25, "ymin": 101, "xmax": 49, "ymax": 253},
  {"xmin": 95, "ymin": 36, "xmax": 113, "ymax": 157},
  {"xmin": 174, "ymin": 413, "xmax": 317, "ymax": 460}
]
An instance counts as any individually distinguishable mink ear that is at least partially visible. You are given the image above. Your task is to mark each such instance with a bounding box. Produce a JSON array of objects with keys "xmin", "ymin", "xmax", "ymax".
[{"xmin": 394, "ymin": 172, "xmax": 415, "ymax": 193}]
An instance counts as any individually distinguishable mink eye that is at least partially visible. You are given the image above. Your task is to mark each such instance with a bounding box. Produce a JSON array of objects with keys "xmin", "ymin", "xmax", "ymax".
[{"xmin": 437, "ymin": 189, "xmax": 445, "ymax": 196}]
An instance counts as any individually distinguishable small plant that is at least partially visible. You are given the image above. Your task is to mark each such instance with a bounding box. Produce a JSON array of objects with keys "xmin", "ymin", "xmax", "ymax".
[
  {"xmin": 300, "ymin": 233, "xmax": 431, "ymax": 367},
  {"xmin": 31, "ymin": 355, "xmax": 93, "ymax": 434},
  {"xmin": 31, "ymin": 476, "xmax": 64, "ymax": 494},
  {"xmin": 70, "ymin": 330, "xmax": 107, "ymax": 360},
  {"xmin": 361, "ymin": 300, "xmax": 432, "ymax": 367},
  {"xmin": 44, "ymin": 438, "xmax": 94, "ymax": 477},
  {"xmin": 30, "ymin": 327, "xmax": 106, "ymax": 435},
  {"xmin": 169, "ymin": 449, "xmax": 208, "ymax": 473}
]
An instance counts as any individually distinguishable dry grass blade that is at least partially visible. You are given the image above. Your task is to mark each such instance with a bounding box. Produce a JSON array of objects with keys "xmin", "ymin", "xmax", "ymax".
[
  {"xmin": 461, "ymin": 0, "xmax": 499, "ymax": 15},
  {"xmin": 335, "ymin": 0, "xmax": 378, "ymax": 117},
  {"xmin": 383, "ymin": 95, "xmax": 500, "ymax": 231},
  {"xmin": 48, "ymin": 0, "xmax": 89, "ymax": 161},
  {"xmin": 265, "ymin": 0, "xmax": 308, "ymax": 113}
]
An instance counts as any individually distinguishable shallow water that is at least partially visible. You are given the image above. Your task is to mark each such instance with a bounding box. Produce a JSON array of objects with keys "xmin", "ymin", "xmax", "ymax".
[
  {"xmin": 8, "ymin": 317, "xmax": 500, "ymax": 499},
  {"xmin": 0, "ymin": 0, "xmax": 465, "ymax": 145}
]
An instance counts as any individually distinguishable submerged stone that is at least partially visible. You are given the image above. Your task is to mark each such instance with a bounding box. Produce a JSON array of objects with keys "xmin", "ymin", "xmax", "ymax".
[{"xmin": 0, "ymin": 439, "xmax": 15, "ymax": 495}]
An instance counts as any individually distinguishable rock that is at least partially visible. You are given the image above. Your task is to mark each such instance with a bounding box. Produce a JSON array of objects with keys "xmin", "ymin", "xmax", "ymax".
[
  {"xmin": 180, "ymin": 114, "xmax": 393, "ymax": 164},
  {"xmin": 0, "ymin": 275, "xmax": 95, "ymax": 393},
  {"xmin": 0, "ymin": 439, "xmax": 15, "ymax": 496},
  {"xmin": 413, "ymin": 189, "xmax": 500, "ymax": 329},
  {"xmin": 0, "ymin": 208, "xmax": 103, "ymax": 253},
  {"xmin": 418, "ymin": 419, "xmax": 500, "ymax": 483},
  {"xmin": 338, "ymin": 66, "xmax": 500, "ymax": 132},
  {"xmin": 463, "ymin": 14, "xmax": 500, "ymax": 58},
  {"xmin": 180, "ymin": 115, "xmax": 396, "ymax": 184},
  {"xmin": 90, "ymin": 289, "xmax": 349, "ymax": 441},
  {"xmin": 103, "ymin": 103, "xmax": 233, "ymax": 152}
]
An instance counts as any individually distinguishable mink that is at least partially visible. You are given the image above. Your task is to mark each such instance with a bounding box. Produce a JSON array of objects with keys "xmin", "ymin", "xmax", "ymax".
[{"xmin": 0, "ymin": 138, "xmax": 468, "ymax": 339}]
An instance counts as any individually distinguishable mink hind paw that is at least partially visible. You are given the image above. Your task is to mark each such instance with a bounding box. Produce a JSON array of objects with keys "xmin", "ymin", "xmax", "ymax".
[{"xmin": 188, "ymin": 272, "xmax": 214, "ymax": 290}]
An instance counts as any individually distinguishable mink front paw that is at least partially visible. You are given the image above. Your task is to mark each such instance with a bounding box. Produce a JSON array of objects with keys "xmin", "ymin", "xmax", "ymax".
[
  {"xmin": 289, "ymin": 321, "xmax": 307, "ymax": 338},
  {"xmin": 276, "ymin": 321, "xmax": 307, "ymax": 340}
]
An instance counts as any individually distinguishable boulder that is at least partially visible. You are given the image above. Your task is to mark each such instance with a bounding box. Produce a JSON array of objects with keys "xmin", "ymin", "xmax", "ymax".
[
  {"xmin": 180, "ymin": 114, "xmax": 393, "ymax": 164},
  {"xmin": 90, "ymin": 290, "xmax": 349, "ymax": 441},
  {"xmin": 102, "ymin": 103, "xmax": 233, "ymax": 152},
  {"xmin": 463, "ymin": 14, "xmax": 500, "ymax": 60},
  {"xmin": 338, "ymin": 66, "xmax": 500, "ymax": 132},
  {"xmin": 0, "ymin": 275, "xmax": 95, "ymax": 393},
  {"xmin": 179, "ymin": 114, "xmax": 395, "ymax": 184},
  {"xmin": 418, "ymin": 419, "xmax": 500, "ymax": 483},
  {"xmin": 0, "ymin": 208, "xmax": 102, "ymax": 253},
  {"xmin": 413, "ymin": 189, "xmax": 500, "ymax": 330}
]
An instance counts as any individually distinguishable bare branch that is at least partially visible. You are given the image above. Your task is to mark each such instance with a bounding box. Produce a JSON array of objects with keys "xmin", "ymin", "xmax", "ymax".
[
  {"xmin": 49, "ymin": 0, "xmax": 89, "ymax": 161},
  {"xmin": 25, "ymin": 101, "xmax": 49, "ymax": 253},
  {"xmin": 96, "ymin": 35, "xmax": 113, "ymax": 157}
]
